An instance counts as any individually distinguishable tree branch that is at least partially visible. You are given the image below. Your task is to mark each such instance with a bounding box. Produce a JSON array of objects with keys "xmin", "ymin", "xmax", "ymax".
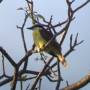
[
  {"xmin": 60, "ymin": 73, "xmax": 90, "ymax": 90},
  {"xmin": 0, "ymin": 47, "xmax": 16, "ymax": 67},
  {"xmin": 31, "ymin": 57, "xmax": 54, "ymax": 90}
]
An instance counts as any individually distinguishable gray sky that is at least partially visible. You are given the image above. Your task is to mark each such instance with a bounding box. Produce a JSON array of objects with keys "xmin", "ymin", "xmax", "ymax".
[{"xmin": 0, "ymin": 0, "xmax": 90, "ymax": 90}]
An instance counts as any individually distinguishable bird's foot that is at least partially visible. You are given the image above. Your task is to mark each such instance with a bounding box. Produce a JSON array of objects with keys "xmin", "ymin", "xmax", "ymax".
[{"xmin": 34, "ymin": 46, "xmax": 44, "ymax": 53}]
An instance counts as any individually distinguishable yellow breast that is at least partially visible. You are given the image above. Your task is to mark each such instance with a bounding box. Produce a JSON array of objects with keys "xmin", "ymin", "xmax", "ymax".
[{"xmin": 33, "ymin": 28, "xmax": 47, "ymax": 49}]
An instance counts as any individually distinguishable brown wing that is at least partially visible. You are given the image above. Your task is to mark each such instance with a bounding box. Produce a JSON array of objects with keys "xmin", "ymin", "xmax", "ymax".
[
  {"xmin": 40, "ymin": 29, "xmax": 53, "ymax": 41},
  {"xmin": 40, "ymin": 29, "xmax": 61, "ymax": 50}
]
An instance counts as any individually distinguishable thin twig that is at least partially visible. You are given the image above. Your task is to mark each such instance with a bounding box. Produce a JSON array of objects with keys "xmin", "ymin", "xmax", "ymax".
[
  {"xmin": 56, "ymin": 61, "xmax": 62, "ymax": 90},
  {"xmin": 1, "ymin": 53, "xmax": 5, "ymax": 75},
  {"xmin": 31, "ymin": 57, "xmax": 54, "ymax": 90},
  {"xmin": 74, "ymin": 0, "xmax": 90, "ymax": 13},
  {"xmin": 39, "ymin": 78, "xmax": 42, "ymax": 90}
]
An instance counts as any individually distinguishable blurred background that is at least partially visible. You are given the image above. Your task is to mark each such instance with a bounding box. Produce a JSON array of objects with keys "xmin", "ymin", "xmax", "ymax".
[{"xmin": 0, "ymin": 0, "xmax": 90, "ymax": 90}]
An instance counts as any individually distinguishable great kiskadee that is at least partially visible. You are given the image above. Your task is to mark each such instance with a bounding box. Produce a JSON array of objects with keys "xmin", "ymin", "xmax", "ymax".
[
  {"xmin": 27, "ymin": 9, "xmax": 68, "ymax": 67},
  {"xmin": 27, "ymin": 25, "xmax": 68, "ymax": 67}
]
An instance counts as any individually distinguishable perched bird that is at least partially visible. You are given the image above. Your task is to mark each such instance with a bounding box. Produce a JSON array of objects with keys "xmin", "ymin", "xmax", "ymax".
[
  {"xmin": 27, "ymin": 11, "xmax": 68, "ymax": 67},
  {"xmin": 27, "ymin": 25, "xmax": 68, "ymax": 67}
]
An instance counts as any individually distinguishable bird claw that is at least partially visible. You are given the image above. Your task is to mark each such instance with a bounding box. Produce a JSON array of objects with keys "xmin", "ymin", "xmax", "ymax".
[{"xmin": 34, "ymin": 46, "xmax": 44, "ymax": 52}]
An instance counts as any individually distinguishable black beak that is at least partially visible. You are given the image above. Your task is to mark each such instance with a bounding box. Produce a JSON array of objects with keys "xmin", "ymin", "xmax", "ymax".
[
  {"xmin": 27, "ymin": 25, "xmax": 39, "ymax": 30},
  {"xmin": 27, "ymin": 24, "xmax": 46, "ymax": 31},
  {"xmin": 27, "ymin": 27, "xmax": 33, "ymax": 30}
]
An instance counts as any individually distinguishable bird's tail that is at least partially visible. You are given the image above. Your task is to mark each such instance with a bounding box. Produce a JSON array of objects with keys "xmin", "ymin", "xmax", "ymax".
[{"xmin": 57, "ymin": 54, "xmax": 68, "ymax": 68}]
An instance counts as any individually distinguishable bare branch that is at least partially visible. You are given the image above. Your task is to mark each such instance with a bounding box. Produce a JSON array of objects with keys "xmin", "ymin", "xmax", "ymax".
[
  {"xmin": 0, "ymin": 78, "xmax": 12, "ymax": 86},
  {"xmin": 60, "ymin": 73, "xmax": 90, "ymax": 90},
  {"xmin": 39, "ymin": 79, "xmax": 42, "ymax": 90},
  {"xmin": 0, "ymin": 0, "xmax": 89, "ymax": 89},
  {"xmin": 74, "ymin": 0, "xmax": 90, "ymax": 13},
  {"xmin": 31, "ymin": 57, "xmax": 54, "ymax": 90},
  {"xmin": 17, "ymin": 13, "xmax": 29, "ymax": 70},
  {"xmin": 11, "ymin": 68, "xmax": 19, "ymax": 90},
  {"xmin": 0, "ymin": 69, "xmax": 50, "ymax": 87},
  {"xmin": 17, "ymin": 49, "xmax": 33, "ymax": 66},
  {"xmin": 0, "ymin": 47, "xmax": 16, "ymax": 67},
  {"xmin": 1, "ymin": 53, "xmax": 5, "ymax": 75},
  {"xmin": 26, "ymin": 83, "xmax": 30, "ymax": 90},
  {"xmin": 64, "ymin": 33, "xmax": 84, "ymax": 57},
  {"xmin": 56, "ymin": 61, "xmax": 62, "ymax": 90}
]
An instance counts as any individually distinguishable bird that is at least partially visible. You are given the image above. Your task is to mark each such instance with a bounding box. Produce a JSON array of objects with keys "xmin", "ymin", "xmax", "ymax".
[{"xmin": 27, "ymin": 25, "xmax": 68, "ymax": 68}]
